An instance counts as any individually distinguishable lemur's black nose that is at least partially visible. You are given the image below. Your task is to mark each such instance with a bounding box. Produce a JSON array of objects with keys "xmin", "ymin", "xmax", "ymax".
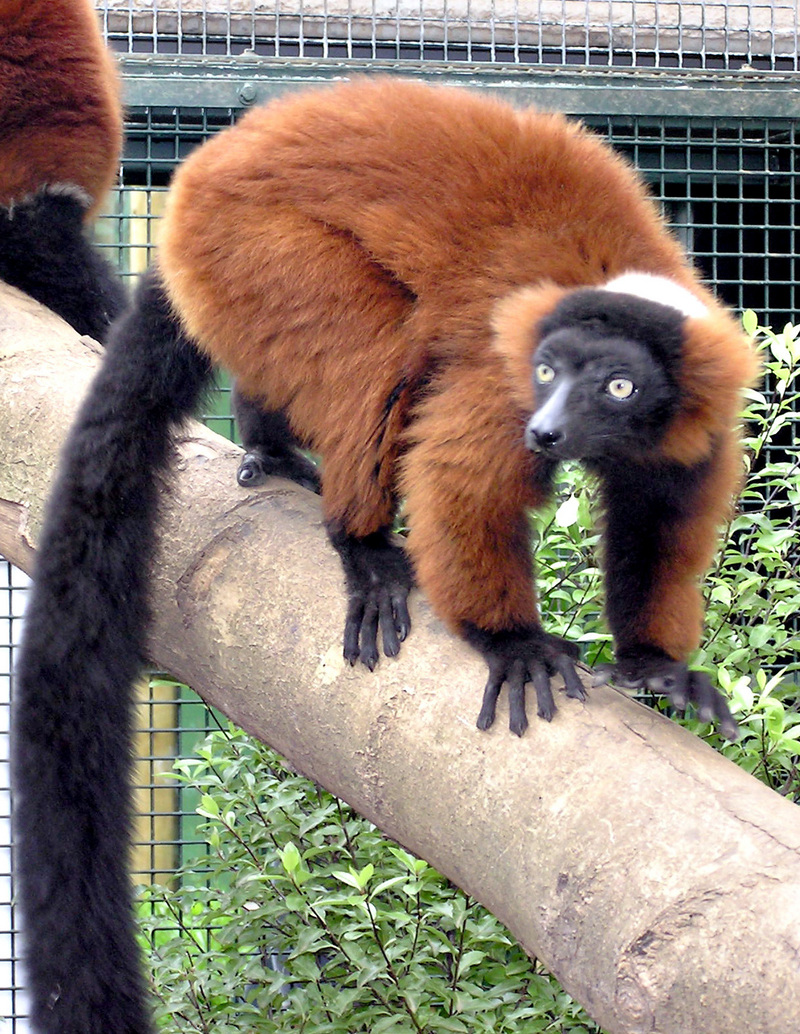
[{"xmin": 525, "ymin": 427, "xmax": 565, "ymax": 453}]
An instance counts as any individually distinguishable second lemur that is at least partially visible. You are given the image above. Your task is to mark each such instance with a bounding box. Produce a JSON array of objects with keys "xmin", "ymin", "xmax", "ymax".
[{"xmin": 0, "ymin": 0, "xmax": 126, "ymax": 339}]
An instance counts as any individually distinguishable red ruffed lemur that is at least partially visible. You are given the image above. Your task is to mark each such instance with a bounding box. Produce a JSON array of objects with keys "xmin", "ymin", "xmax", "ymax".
[
  {"xmin": 0, "ymin": 0, "xmax": 127, "ymax": 338},
  {"xmin": 12, "ymin": 77, "xmax": 758, "ymax": 1034}
]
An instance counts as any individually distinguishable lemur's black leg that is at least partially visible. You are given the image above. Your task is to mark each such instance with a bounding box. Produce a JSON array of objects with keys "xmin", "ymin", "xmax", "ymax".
[{"xmin": 232, "ymin": 387, "xmax": 320, "ymax": 493}]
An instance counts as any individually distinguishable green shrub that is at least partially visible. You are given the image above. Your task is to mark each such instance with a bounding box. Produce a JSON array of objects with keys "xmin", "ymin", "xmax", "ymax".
[
  {"xmin": 691, "ymin": 315, "xmax": 800, "ymax": 795},
  {"xmin": 140, "ymin": 727, "xmax": 602, "ymax": 1033}
]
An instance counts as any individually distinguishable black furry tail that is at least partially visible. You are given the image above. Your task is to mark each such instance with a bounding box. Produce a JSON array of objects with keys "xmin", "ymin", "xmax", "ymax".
[
  {"xmin": 12, "ymin": 269, "xmax": 212, "ymax": 1034},
  {"xmin": 0, "ymin": 185, "xmax": 127, "ymax": 340}
]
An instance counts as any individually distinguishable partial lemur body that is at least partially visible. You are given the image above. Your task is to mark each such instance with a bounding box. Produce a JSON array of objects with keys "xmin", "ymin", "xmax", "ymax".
[
  {"xmin": 12, "ymin": 76, "xmax": 757, "ymax": 1034},
  {"xmin": 0, "ymin": 0, "xmax": 126, "ymax": 337}
]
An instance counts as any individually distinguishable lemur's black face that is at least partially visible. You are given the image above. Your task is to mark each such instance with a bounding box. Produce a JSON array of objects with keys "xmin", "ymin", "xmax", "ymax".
[{"xmin": 526, "ymin": 288, "xmax": 685, "ymax": 463}]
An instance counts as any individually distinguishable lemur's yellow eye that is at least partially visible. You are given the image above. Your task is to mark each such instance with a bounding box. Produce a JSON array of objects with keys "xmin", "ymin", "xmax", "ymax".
[
  {"xmin": 606, "ymin": 377, "xmax": 635, "ymax": 400},
  {"xmin": 535, "ymin": 363, "xmax": 555, "ymax": 384}
]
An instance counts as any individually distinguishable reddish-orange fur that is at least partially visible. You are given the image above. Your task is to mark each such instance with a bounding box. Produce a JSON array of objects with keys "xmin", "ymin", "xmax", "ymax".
[
  {"xmin": 0, "ymin": 0, "xmax": 122, "ymax": 217},
  {"xmin": 158, "ymin": 79, "xmax": 757, "ymax": 660}
]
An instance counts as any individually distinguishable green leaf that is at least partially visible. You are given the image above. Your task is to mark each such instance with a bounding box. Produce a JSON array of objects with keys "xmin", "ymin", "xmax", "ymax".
[
  {"xmin": 280, "ymin": 841, "xmax": 302, "ymax": 874},
  {"xmin": 371, "ymin": 1016, "xmax": 408, "ymax": 1033},
  {"xmin": 370, "ymin": 875, "xmax": 408, "ymax": 898},
  {"xmin": 749, "ymin": 625, "xmax": 776, "ymax": 651},
  {"xmin": 457, "ymin": 949, "xmax": 488, "ymax": 973},
  {"xmin": 197, "ymin": 793, "xmax": 220, "ymax": 817},
  {"xmin": 332, "ymin": 869, "xmax": 368, "ymax": 892},
  {"xmin": 741, "ymin": 309, "xmax": 758, "ymax": 337},
  {"xmin": 769, "ymin": 331, "xmax": 793, "ymax": 366}
]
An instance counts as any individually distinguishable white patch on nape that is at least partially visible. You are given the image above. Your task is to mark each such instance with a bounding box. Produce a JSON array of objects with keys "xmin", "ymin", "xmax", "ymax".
[
  {"xmin": 3, "ymin": 182, "xmax": 93, "ymax": 219},
  {"xmin": 600, "ymin": 272, "xmax": 708, "ymax": 320},
  {"xmin": 44, "ymin": 182, "xmax": 94, "ymax": 210}
]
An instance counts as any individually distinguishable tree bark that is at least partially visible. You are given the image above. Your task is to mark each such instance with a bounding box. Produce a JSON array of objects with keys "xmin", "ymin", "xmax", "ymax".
[{"xmin": 2, "ymin": 279, "xmax": 799, "ymax": 1034}]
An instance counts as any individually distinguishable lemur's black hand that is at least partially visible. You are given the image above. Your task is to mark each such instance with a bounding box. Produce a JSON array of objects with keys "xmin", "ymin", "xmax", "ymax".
[
  {"xmin": 594, "ymin": 648, "xmax": 738, "ymax": 740},
  {"xmin": 328, "ymin": 527, "xmax": 414, "ymax": 671},
  {"xmin": 464, "ymin": 625, "xmax": 584, "ymax": 736}
]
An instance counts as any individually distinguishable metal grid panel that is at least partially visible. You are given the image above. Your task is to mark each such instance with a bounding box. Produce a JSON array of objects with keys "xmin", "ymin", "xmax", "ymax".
[
  {"xmin": 131, "ymin": 680, "xmax": 222, "ymax": 884},
  {"xmin": 97, "ymin": 1, "xmax": 799, "ymax": 69},
  {"xmin": 103, "ymin": 105, "xmax": 239, "ymax": 276},
  {"xmin": 585, "ymin": 115, "xmax": 799, "ymax": 324},
  {"xmin": 0, "ymin": 558, "xmax": 217, "ymax": 1031},
  {"xmin": 0, "ymin": 561, "xmax": 28, "ymax": 1031}
]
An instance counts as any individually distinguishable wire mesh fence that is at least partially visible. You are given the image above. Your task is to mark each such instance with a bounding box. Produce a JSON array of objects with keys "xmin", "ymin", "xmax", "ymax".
[
  {"xmin": 0, "ymin": 563, "xmax": 27, "ymax": 1031},
  {"xmin": 97, "ymin": 1, "xmax": 798, "ymax": 69},
  {"xmin": 1, "ymin": 1, "xmax": 798, "ymax": 1029}
]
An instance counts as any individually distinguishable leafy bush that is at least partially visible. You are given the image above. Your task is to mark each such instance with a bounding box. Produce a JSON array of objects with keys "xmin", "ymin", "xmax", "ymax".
[
  {"xmin": 140, "ymin": 727, "xmax": 602, "ymax": 1033},
  {"xmin": 701, "ymin": 312, "xmax": 800, "ymax": 679},
  {"xmin": 693, "ymin": 316, "xmax": 800, "ymax": 794},
  {"xmin": 141, "ymin": 315, "xmax": 799, "ymax": 1030}
]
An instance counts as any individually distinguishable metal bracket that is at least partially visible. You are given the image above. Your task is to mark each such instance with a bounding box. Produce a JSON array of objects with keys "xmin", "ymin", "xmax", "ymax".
[{"xmin": 119, "ymin": 55, "xmax": 800, "ymax": 120}]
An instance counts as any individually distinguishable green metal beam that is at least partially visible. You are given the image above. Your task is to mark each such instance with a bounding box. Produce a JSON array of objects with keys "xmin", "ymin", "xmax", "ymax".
[{"xmin": 119, "ymin": 55, "xmax": 800, "ymax": 120}]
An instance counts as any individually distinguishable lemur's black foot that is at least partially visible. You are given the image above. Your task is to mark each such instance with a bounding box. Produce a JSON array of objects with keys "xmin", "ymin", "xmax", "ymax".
[
  {"xmin": 327, "ymin": 526, "xmax": 414, "ymax": 671},
  {"xmin": 464, "ymin": 625, "xmax": 583, "ymax": 736},
  {"xmin": 236, "ymin": 448, "xmax": 320, "ymax": 494},
  {"xmin": 594, "ymin": 647, "xmax": 738, "ymax": 740},
  {"xmin": 232, "ymin": 391, "xmax": 320, "ymax": 493}
]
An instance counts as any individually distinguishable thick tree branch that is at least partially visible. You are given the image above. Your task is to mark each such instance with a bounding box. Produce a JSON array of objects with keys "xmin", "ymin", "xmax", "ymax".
[{"xmin": 2, "ymin": 279, "xmax": 800, "ymax": 1034}]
